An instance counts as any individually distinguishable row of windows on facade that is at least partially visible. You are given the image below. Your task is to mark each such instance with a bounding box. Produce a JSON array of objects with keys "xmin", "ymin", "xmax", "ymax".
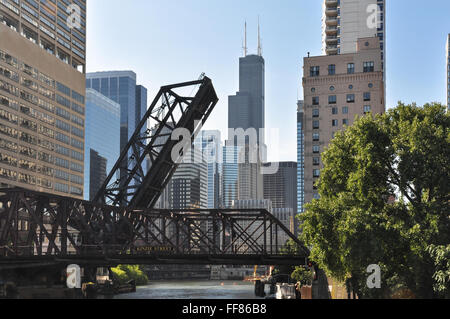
[
  {"xmin": 0, "ymin": 49, "xmax": 85, "ymax": 105},
  {"xmin": 310, "ymin": 62, "xmax": 375, "ymax": 77},
  {"xmin": 311, "ymin": 105, "xmax": 372, "ymax": 118},
  {"xmin": 311, "ymin": 92, "xmax": 372, "ymax": 105},
  {"xmin": 0, "ymin": 1, "xmax": 86, "ymax": 71},
  {"xmin": 0, "ymin": 84, "xmax": 85, "ymax": 150},
  {"xmin": 0, "ymin": 166, "xmax": 82, "ymax": 196},
  {"xmin": 0, "ymin": 118, "xmax": 83, "ymax": 168},
  {"xmin": 0, "ymin": 151, "xmax": 82, "ymax": 184},
  {"xmin": 0, "ymin": 56, "xmax": 86, "ymax": 153}
]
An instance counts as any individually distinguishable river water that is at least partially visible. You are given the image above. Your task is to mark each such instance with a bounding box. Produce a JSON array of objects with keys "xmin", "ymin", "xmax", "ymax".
[{"xmin": 114, "ymin": 281, "xmax": 261, "ymax": 299}]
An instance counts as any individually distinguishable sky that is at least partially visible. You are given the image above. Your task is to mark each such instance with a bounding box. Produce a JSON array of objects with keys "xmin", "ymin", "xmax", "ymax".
[{"xmin": 86, "ymin": 0, "xmax": 450, "ymax": 162}]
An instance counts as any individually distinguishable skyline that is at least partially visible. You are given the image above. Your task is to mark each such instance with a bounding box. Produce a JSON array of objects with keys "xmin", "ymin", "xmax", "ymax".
[{"xmin": 86, "ymin": 0, "xmax": 450, "ymax": 162}]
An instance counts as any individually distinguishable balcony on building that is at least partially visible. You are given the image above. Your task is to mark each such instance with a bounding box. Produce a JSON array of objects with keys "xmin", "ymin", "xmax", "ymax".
[
  {"xmin": 325, "ymin": 0, "xmax": 338, "ymax": 7},
  {"xmin": 325, "ymin": 7, "xmax": 338, "ymax": 17},
  {"xmin": 325, "ymin": 26, "xmax": 338, "ymax": 36},
  {"xmin": 326, "ymin": 45, "xmax": 338, "ymax": 55}
]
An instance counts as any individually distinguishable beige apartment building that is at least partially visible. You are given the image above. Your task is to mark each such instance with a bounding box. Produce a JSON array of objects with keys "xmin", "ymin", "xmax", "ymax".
[
  {"xmin": 0, "ymin": 0, "xmax": 86, "ymax": 198},
  {"xmin": 302, "ymin": 37, "xmax": 385, "ymax": 203}
]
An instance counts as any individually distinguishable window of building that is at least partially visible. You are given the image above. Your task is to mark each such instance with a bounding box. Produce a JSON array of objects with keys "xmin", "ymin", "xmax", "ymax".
[
  {"xmin": 363, "ymin": 61, "xmax": 375, "ymax": 72},
  {"xmin": 347, "ymin": 63, "xmax": 355, "ymax": 74},
  {"xmin": 313, "ymin": 145, "xmax": 320, "ymax": 154},
  {"xmin": 368, "ymin": 83, "xmax": 374, "ymax": 88},
  {"xmin": 347, "ymin": 94, "xmax": 355, "ymax": 103},
  {"xmin": 313, "ymin": 169, "xmax": 321, "ymax": 178},
  {"xmin": 364, "ymin": 105, "xmax": 372, "ymax": 114},
  {"xmin": 364, "ymin": 92, "xmax": 371, "ymax": 101},
  {"xmin": 313, "ymin": 133, "xmax": 320, "ymax": 141},
  {"xmin": 329, "ymin": 95, "xmax": 337, "ymax": 104},
  {"xmin": 332, "ymin": 119, "xmax": 338, "ymax": 127},
  {"xmin": 312, "ymin": 97, "xmax": 319, "ymax": 105},
  {"xmin": 332, "ymin": 107, "xmax": 338, "ymax": 115},
  {"xmin": 328, "ymin": 64, "xmax": 336, "ymax": 75},
  {"xmin": 330, "ymin": 86, "xmax": 335, "ymax": 91},
  {"xmin": 342, "ymin": 106, "xmax": 349, "ymax": 114},
  {"xmin": 349, "ymin": 85, "xmax": 353, "ymax": 90},
  {"xmin": 310, "ymin": 66, "xmax": 320, "ymax": 77},
  {"xmin": 313, "ymin": 157, "xmax": 320, "ymax": 166},
  {"xmin": 312, "ymin": 109, "xmax": 320, "ymax": 117},
  {"xmin": 313, "ymin": 120, "xmax": 320, "ymax": 129},
  {"xmin": 343, "ymin": 119, "xmax": 349, "ymax": 126}
]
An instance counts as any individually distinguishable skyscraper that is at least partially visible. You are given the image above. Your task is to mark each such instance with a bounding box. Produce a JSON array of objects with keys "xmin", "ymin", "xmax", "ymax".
[
  {"xmin": 263, "ymin": 162, "xmax": 297, "ymax": 212},
  {"xmin": 228, "ymin": 22, "xmax": 265, "ymax": 201},
  {"xmin": 198, "ymin": 130, "xmax": 222, "ymax": 209},
  {"xmin": 297, "ymin": 100, "xmax": 305, "ymax": 215},
  {"xmin": 228, "ymin": 54, "xmax": 265, "ymax": 143},
  {"xmin": 447, "ymin": 34, "xmax": 450, "ymax": 111},
  {"xmin": 84, "ymin": 88, "xmax": 120, "ymax": 200},
  {"xmin": 0, "ymin": 0, "xmax": 87, "ymax": 198},
  {"xmin": 303, "ymin": 37, "xmax": 385, "ymax": 203},
  {"xmin": 222, "ymin": 141, "xmax": 240, "ymax": 208},
  {"xmin": 86, "ymin": 71, "xmax": 148, "ymax": 184},
  {"xmin": 322, "ymin": 0, "xmax": 386, "ymax": 75},
  {"xmin": 169, "ymin": 149, "xmax": 208, "ymax": 210},
  {"xmin": 263, "ymin": 161, "xmax": 297, "ymax": 236}
]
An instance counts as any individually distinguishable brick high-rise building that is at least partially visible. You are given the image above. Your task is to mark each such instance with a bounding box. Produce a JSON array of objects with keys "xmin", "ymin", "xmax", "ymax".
[
  {"xmin": 0, "ymin": 0, "xmax": 87, "ymax": 198},
  {"xmin": 303, "ymin": 37, "xmax": 385, "ymax": 203}
]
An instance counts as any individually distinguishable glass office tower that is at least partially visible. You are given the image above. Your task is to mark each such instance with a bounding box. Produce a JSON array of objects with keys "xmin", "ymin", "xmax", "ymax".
[
  {"xmin": 86, "ymin": 71, "xmax": 148, "ymax": 181},
  {"xmin": 222, "ymin": 142, "xmax": 240, "ymax": 208},
  {"xmin": 84, "ymin": 88, "xmax": 120, "ymax": 200},
  {"xmin": 197, "ymin": 130, "xmax": 222, "ymax": 209}
]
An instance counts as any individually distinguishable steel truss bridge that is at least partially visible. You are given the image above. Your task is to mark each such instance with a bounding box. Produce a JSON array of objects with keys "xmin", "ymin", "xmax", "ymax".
[
  {"xmin": 0, "ymin": 188, "xmax": 309, "ymax": 268},
  {"xmin": 0, "ymin": 76, "xmax": 309, "ymax": 270}
]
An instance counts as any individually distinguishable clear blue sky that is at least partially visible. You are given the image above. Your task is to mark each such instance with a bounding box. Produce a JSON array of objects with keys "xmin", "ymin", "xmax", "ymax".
[{"xmin": 86, "ymin": 0, "xmax": 450, "ymax": 162}]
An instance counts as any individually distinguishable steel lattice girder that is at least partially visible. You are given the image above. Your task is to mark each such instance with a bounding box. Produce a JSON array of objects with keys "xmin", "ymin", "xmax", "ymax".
[
  {"xmin": 93, "ymin": 76, "xmax": 219, "ymax": 210},
  {"xmin": 0, "ymin": 188, "xmax": 310, "ymax": 266}
]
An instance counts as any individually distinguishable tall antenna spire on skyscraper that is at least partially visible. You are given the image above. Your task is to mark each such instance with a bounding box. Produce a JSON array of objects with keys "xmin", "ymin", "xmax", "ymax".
[
  {"xmin": 257, "ymin": 16, "xmax": 262, "ymax": 56},
  {"xmin": 243, "ymin": 21, "xmax": 248, "ymax": 57}
]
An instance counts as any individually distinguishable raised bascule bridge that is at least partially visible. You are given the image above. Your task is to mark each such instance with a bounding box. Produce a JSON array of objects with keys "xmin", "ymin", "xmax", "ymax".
[{"xmin": 0, "ymin": 76, "xmax": 311, "ymax": 293}]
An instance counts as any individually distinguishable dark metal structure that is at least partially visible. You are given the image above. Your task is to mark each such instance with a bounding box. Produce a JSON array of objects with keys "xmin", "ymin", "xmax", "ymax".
[
  {"xmin": 0, "ymin": 77, "xmax": 310, "ymax": 270},
  {"xmin": 93, "ymin": 75, "xmax": 218, "ymax": 210},
  {"xmin": 0, "ymin": 188, "xmax": 309, "ymax": 267}
]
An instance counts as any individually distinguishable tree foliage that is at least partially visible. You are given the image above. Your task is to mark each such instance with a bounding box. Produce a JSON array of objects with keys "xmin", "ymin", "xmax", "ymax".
[
  {"xmin": 110, "ymin": 265, "xmax": 149, "ymax": 286},
  {"xmin": 299, "ymin": 103, "xmax": 450, "ymax": 298},
  {"xmin": 291, "ymin": 267, "xmax": 313, "ymax": 287}
]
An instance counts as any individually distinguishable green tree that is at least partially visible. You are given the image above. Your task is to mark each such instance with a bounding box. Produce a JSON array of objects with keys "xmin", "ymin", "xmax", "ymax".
[
  {"xmin": 300, "ymin": 103, "xmax": 450, "ymax": 299},
  {"xmin": 291, "ymin": 267, "xmax": 313, "ymax": 287},
  {"xmin": 110, "ymin": 265, "xmax": 149, "ymax": 286},
  {"xmin": 428, "ymin": 245, "xmax": 450, "ymax": 298}
]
